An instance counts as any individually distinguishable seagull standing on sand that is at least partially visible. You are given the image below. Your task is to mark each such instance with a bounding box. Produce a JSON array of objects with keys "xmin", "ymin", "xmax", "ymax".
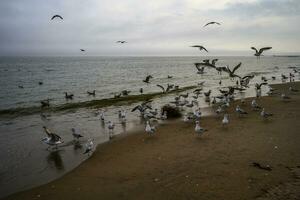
[
  {"xmin": 251, "ymin": 99, "xmax": 261, "ymax": 111},
  {"xmin": 222, "ymin": 114, "xmax": 229, "ymax": 126},
  {"xmin": 236, "ymin": 105, "xmax": 248, "ymax": 116},
  {"xmin": 261, "ymin": 108, "xmax": 273, "ymax": 119},
  {"xmin": 145, "ymin": 121, "xmax": 155, "ymax": 135},
  {"xmin": 195, "ymin": 121, "xmax": 207, "ymax": 135},
  {"xmin": 71, "ymin": 128, "xmax": 83, "ymax": 140}
]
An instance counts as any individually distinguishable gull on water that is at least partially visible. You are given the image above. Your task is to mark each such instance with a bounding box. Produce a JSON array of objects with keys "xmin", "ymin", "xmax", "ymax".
[
  {"xmin": 42, "ymin": 126, "xmax": 63, "ymax": 150},
  {"xmin": 71, "ymin": 128, "xmax": 83, "ymax": 140},
  {"xmin": 83, "ymin": 139, "xmax": 94, "ymax": 155}
]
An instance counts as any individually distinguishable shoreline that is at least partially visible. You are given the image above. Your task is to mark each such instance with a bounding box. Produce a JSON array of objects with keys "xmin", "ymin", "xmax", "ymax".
[{"xmin": 3, "ymin": 81, "xmax": 300, "ymax": 200}]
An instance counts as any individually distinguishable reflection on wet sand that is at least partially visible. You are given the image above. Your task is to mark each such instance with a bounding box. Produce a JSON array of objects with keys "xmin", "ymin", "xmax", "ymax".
[{"xmin": 46, "ymin": 150, "xmax": 64, "ymax": 171}]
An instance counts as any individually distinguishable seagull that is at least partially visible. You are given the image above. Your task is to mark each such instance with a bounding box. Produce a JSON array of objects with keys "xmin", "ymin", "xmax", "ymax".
[
  {"xmin": 51, "ymin": 15, "xmax": 63, "ymax": 20},
  {"xmin": 195, "ymin": 121, "xmax": 207, "ymax": 135},
  {"xmin": 145, "ymin": 121, "xmax": 155, "ymax": 135},
  {"xmin": 251, "ymin": 47, "xmax": 272, "ymax": 58},
  {"xmin": 156, "ymin": 84, "xmax": 173, "ymax": 93},
  {"xmin": 203, "ymin": 21, "xmax": 221, "ymax": 27},
  {"xmin": 289, "ymin": 86, "xmax": 298, "ymax": 92},
  {"xmin": 222, "ymin": 114, "xmax": 229, "ymax": 126},
  {"xmin": 131, "ymin": 102, "xmax": 152, "ymax": 115},
  {"xmin": 236, "ymin": 105, "xmax": 248, "ymax": 116},
  {"xmin": 120, "ymin": 110, "xmax": 126, "ymax": 123},
  {"xmin": 99, "ymin": 110, "xmax": 105, "ymax": 121},
  {"xmin": 143, "ymin": 75, "xmax": 153, "ymax": 83},
  {"xmin": 225, "ymin": 63, "xmax": 242, "ymax": 79},
  {"xmin": 255, "ymin": 82, "xmax": 268, "ymax": 90},
  {"xmin": 42, "ymin": 126, "xmax": 63, "ymax": 149},
  {"xmin": 83, "ymin": 140, "xmax": 94, "ymax": 155},
  {"xmin": 87, "ymin": 90, "xmax": 96, "ymax": 96},
  {"xmin": 139, "ymin": 88, "xmax": 143, "ymax": 94},
  {"xmin": 117, "ymin": 41, "xmax": 127, "ymax": 43},
  {"xmin": 71, "ymin": 128, "xmax": 83, "ymax": 140},
  {"xmin": 80, "ymin": 49, "xmax": 85, "ymax": 52},
  {"xmin": 64, "ymin": 92, "xmax": 74, "ymax": 100},
  {"xmin": 261, "ymin": 108, "xmax": 273, "ymax": 119},
  {"xmin": 121, "ymin": 90, "xmax": 131, "ymax": 96},
  {"xmin": 204, "ymin": 90, "xmax": 212, "ymax": 97},
  {"xmin": 190, "ymin": 45, "xmax": 208, "ymax": 52},
  {"xmin": 40, "ymin": 99, "xmax": 50, "ymax": 107},
  {"xmin": 167, "ymin": 75, "xmax": 173, "ymax": 79},
  {"xmin": 108, "ymin": 121, "xmax": 115, "ymax": 133},
  {"xmin": 194, "ymin": 63, "xmax": 206, "ymax": 74},
  {"xmin": 251, "ymin": 99, "xmax": 261, "ymax": 110},
  {"xmin": 160, "ymin": 111, "xmax": 167, "ymax": 120}
]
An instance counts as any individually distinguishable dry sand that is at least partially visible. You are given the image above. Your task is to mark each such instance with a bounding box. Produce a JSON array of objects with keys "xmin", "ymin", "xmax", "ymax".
[{"xmin": 3, "ymin": 82, "xmax": 300, "ymax": 200}]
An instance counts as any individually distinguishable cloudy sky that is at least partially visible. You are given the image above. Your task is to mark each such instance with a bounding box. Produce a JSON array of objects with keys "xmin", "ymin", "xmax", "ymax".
[{"xmin": 0, "ymin": 0, "xmax": 299, "ymax": 56}]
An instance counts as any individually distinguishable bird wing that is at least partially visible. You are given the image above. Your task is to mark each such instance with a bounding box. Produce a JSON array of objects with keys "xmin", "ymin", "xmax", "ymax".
[
  {"xmin": 212, "ymin": 59, "xmax": 218, "ymax": 65},
  {"xmin": 50, "ymin": 133, "xmax": 61, "ymax": 142},
  {"xmin": 259, "ymin": 82, "xmax": 268, "ymax": 87},
  {"xmin": 203, "ymin": 22, "xmax": 213, "ymax": 27},
  {"xmin": 232, "ymin": 62, "xmax": 242, "ymax": 74},
  {"xmin": 201, "ymin": 46, "xmax": 209, "ymax": 52},
  {"xmin": 251, "ymin": 47, "xmax": 258, "ymax": 54},
  {"xmin": 131, "ymin": 105, "xmax": 141, "ymax": 112},
  {"xmin": 51, "ymin": 15, "xmax": 63, "ymax": 20},
  {"xmin": 242, "ymin": 75, "xmax": 254, "ymax": 80},
  {"xmin": 156, "ymin": 84, "xmax": 165, "ymax": 92},
  {"xmin": 258, "ymin": 47, "xmax": 272, "ymax": 55},
  {"xmin": 190, "ymin": 45, "xmax": 201, "ymax": 48}
]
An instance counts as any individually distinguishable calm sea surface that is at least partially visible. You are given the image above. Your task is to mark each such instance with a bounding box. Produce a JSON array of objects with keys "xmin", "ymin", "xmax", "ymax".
[{"xmin": 0, "ymin": 56, "xmax": 299, "ymax": 198}]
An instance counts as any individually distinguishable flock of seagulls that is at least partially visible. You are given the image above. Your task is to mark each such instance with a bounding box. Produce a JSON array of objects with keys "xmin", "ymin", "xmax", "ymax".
[{"xmin": 38, "ymin": 16, "xmax": 299, "ymax": 157}]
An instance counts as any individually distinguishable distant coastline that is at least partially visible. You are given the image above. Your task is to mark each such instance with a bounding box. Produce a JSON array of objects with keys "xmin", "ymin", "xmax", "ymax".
[{"xmin": 273, "ymin": 55, "xmax": 300, "ymax": 57}]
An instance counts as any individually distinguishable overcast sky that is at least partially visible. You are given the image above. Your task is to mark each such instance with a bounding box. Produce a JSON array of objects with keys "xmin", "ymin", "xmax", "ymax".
[{"xmin": 0, "ymin": 0, "xmax": 299, "ymax": 56}]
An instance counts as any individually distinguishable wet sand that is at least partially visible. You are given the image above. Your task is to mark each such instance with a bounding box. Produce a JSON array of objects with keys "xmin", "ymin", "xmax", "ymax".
[{"xmin": 3, "ymin": 82, "xmax": 300, "ymax": 200}]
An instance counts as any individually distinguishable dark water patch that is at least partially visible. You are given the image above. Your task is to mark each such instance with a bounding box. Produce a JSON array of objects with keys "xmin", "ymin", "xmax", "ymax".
[{"xmin": 0, "ymin": 85, "xmax": 198, "ymax": 118}]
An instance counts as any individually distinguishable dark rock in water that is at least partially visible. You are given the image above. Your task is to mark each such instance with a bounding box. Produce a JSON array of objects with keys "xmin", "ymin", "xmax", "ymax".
[{"xmin": 162, "ymin": 104, "xmax": 182, "ymax": 119}]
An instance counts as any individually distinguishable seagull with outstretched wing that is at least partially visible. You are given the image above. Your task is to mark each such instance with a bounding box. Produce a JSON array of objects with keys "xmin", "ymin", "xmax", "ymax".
[
  {"xmin": 251, "ymin": 47, "xmax": 272, "ymax": 58},
  {"xmin": 190, "ymin": 45, "xmax": 208, "ymax": 52}
]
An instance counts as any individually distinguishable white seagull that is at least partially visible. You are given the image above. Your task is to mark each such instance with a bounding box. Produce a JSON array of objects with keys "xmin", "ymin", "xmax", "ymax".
[
  {"xmin": 222, "ymin": 114, "xmax": 229, "ymax": 126},
  {"xmin": 83, "ymin": 140, "xmax": 94, "ymax": 155},
  {"xmin": 195, "ymin": 121, "xmax": 207, "ymax": 135},
  {"xmin": 145, "ymin": 121, "xmax": 156, "ymax": 135}
]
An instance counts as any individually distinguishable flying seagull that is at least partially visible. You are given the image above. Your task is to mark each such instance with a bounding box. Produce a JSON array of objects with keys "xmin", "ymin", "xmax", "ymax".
[
  {"xmin": 190, "ymin": 45, "xmax": 208, "ymax": 52},
  {"xmin": 51, "ymin": 15, "xmax": 63, "ymax": 20},
  {"xmin": 251, "ymin": 47, "xmax": 272, "ymax": 58},
  {"xmin": 42, "ymin": 126, "xmax": 63, "ymax": 149},
  {"xmin": 203, "ymin": 21, "xmax": 221, "ymax": 27},
  {"xmin": 225, "ymin": 62, "xmax": 242, "ymax": 79},
  {"xmin": 117, "ymin": 41, "xmax": 127, "ymax": 43},
  {"xmin": 80, "ymin": 49, "xmax": 85, "ymax": 52}
]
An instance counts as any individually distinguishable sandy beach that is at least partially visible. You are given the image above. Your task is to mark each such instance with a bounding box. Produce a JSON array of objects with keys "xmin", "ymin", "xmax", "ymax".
[{"xmin": 3, "ymin": 81, "xmax": 300, "ymax": 200}]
